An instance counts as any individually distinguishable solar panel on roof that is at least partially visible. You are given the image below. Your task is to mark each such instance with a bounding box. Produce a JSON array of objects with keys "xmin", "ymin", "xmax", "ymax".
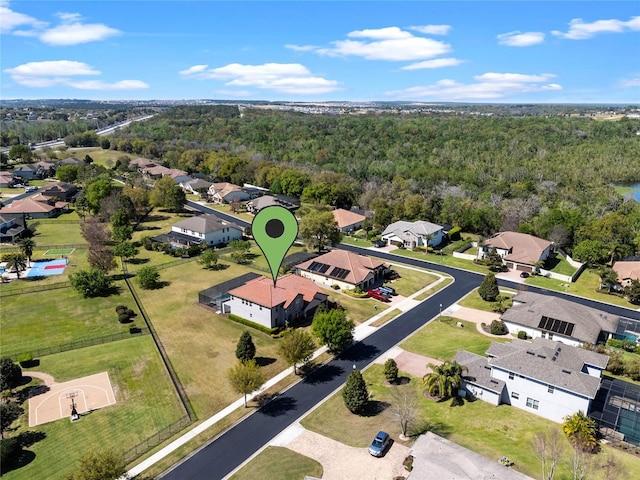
[
  {"xmin": 329, "ymin": 267, "xmax": 351, "ymax": 279},
  {"xmin": 537, "ymin": 316, "xmax": 576, "ymax": 337},
  {"xmin": 308, "ymin": 261, "xmax": 330, "ymax": 273}
]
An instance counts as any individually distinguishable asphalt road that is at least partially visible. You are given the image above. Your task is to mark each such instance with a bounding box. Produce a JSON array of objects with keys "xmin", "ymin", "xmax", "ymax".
[{"xmin": 162, "ymin": 203, "xmax": 640, "ymax": 479}]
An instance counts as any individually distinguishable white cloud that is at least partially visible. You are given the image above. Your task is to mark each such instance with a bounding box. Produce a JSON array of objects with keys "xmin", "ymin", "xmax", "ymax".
[
  {"xmin": 1, "ymin": 2, "xmax": 120, "ymax": 45},
  {"xmin": 497, "ymin": 31, "xmax": 545, "ymax": 46},
  {"xmin": 385, "ymin": 72, "xmax": 562, "ymax": 100},
  {"xmin": 552, "ymin": 16, "xmax": 640, "ymax": 40},
  {"xmin": 4, "ymin": 60, "xmax": 148, "ymax": 90},
  {"xmin": 285, "ymin": 44, "xmax": 318, "ymax": 52},
  {"xmin": 621, "ymin": 76, "xmax": 640, "ymax": 88},
  {"xmin": 286, "ymin": 26, "xmax": 451, "ymax": 61},
  {"xmin": 180, "ymin": 62, "xmax": 340, "ymax": 95},
  {"xmin": 402, "ymin": 58, "xmax": 463, "ymax": 70},
  {"xmin": 0, "ymin": 1, "xmax": 46, "ymax": 33},
  {"xmin": 409, "ymin": 25, "xmax": 452, "ymax": 35}
]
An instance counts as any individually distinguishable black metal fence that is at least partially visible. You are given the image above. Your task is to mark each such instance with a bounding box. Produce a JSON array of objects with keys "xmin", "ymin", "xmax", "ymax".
[
  {"xmin": 122, "ymin": 415, "xmax": 192, "ymax": 465},
  {"xmin": 3, "ymin": 328, "xmax": 150, "ymax": 361},
  {"xmin": 0, "ymin": 280, "xmax": 72, "ymax": 297}
]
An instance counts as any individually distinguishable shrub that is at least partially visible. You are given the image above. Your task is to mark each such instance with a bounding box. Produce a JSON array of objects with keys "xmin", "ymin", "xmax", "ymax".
[
  {"xmin": 118, "ymin": 312, "xmax": 130, "ymax": 323},
  {"xmin": 115, "ymin": 305, "xmax": 128, "ymax": 314},
  {"xmin": 342, "ymin": 369, "xmax": 369, "ymax": 414},
  {"xmin": 479, "ymin": 273, "xmax": 499, "ymax": 302},
  {"xmin": 490, "ymin": 320, "xmax": 507, "ymax": 335},
  {"xmin": 517, "ymin": 330, "xmax": 527, "ymax": 340},
  {"xmin": 448, "ymin": 226, "xmax": 461, "ymax": 241},
  {"xmin": 384, "ymin": 358, "xmax": 399, "ymax": 384},
  {"xmin": 228, "ymin": 313, "xmax": 277, "ymax": 335}
]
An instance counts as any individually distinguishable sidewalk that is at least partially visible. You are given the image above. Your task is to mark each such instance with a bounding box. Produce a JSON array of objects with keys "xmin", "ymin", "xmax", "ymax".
[{"xmin": 126, "ymin": 268, "xmax": 450, "ymax": 479}]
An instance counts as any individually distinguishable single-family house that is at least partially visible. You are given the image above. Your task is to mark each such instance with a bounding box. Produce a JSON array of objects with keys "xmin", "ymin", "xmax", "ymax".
[
  {"xmin": 477, "ymin": 231, "xmax": 553, "ymax": 273},
  {"xmin": 143, "ymin": 164, "xmax": 187, "ymax": 179},
  {"xmin": 501, "ymin": 291, "xmax": 619, "ymax": 347},
  {"xmin": 381, "ymin": 220, "xmax": 446, "ymax": 249},
  {"xmin": 0, "ymin": 196, "xmax": 67, "ymax": 219},
  {"xmin": 246, "ymin": 195, "xmax": 298, "ymax": 213},
  {"xmin": 0, "ymin": 215, "xmax": 25, "ymax": 243},
  {"xmin": 332, "ymin": 208, "xmax": 366, "ymax": 233},
  {"xmin": 612, "ymin": 261, "xmax": 640, "ymax": 288},
  {"xmin": 39, "ymin": 182, "xmax": 79, "ymax": 202},
  {"xmin": 12, "ymin": 163, "xmax": 44, "ymax": 180},
  {"xmin": 207, "ymin": 182, "xmax": 250, "ymax": 204},
  {"xmin": 455, "ymin": 337, "xmax": 609, "ymax": 423},
  {"xmin": 226, "ymin": 274, "xmax": 328, "ymax": 329},
  {"xmin": 129, "ymin": 158, "xmax": 156, "ymax": 171},
  {"xmin": 295, "ymin": 249, "xmax": 389, "ymax": 291},
  {"xmin": 173, "ymin": 175, "xmax": 194, "ymax": 186},
  {"xmin": 170, "ymin": 214, "xmax": 242, "ymax": 247},
  {"xmin": 0, "ymin": 172, "xmax": 14, "ymax": 188},
  {"xmin": 182, "ymin": 178, "xmax": 213, "ymax": 196}
]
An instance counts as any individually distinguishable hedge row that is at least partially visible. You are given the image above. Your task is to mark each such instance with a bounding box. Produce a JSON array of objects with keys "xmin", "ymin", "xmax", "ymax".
[{"xmin": 228, "ymin": 313, "xmax": 278, "ymax": 335}]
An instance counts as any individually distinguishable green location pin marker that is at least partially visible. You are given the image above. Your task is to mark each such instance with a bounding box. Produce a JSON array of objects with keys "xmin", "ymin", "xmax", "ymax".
[{"xmin": 252, "ymin": 206, "xmax": 298, "ymax": 286}]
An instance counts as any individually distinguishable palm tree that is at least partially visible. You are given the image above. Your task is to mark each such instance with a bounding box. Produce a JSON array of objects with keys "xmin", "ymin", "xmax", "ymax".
[
  {"xmin": 423, "ymin": 361, "xmax": 468, "ymax": 399},
  {"xmin": 562, "ymin": 411, "xmax": 598, "ymax": 453},
  {"xmin": 5, "ymin": 253, "xmax": 27, "ymax": 279},
  {"xmin": 18, "ymin": 238, "xmax": 36, "ymax": 266}
]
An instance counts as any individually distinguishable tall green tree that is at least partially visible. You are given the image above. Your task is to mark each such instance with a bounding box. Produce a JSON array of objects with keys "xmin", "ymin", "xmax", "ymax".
[
  {"xmin": 150, "ymin": 176, "xmax": 185, "ymax": 211},
  {"xmin": 198, "ymin": 249, "xmax": 219, "ymax": 269},
  {"xmin": 64, "ymin": 450, "xmax": 127, "ymax": 480},
  {"xmin": 235, "ymin": 331, "xmax": 256, "ymax": 363},
  {"xmin": 299, "ymin": 210, "xmax": 342, "ymax": 253},
  {"xmin": 17, "ymin": 237, "xmax": 35, "ymax": 266},
  {"xmin": 113, "ymin": 241, "xmax": 139, "ymax": 261},
  {"xmin": 626, "ymin": 279, "xmax": 640, "ymax": 304},
  {"xmin": 229, "ymin": 240, "xmax": 251, "ymax": 264},
  {"xmin": 70, "ymin": 268, "xmax": 113, "ymax": 298},
  {"xmin": 0, "ymin": 402, "xmax": 24, "ymax": 439},
  {"xmin": 137, "ymin": 266, "xmax": 160, "ymax": 290},
  {"xmin": 277, "ymin": 328, "xmax": 316, "ymax": 374},
  {"xmin": 422, "ymin": 361, "xmax": 467, "ymax": 399},
  {"xmin": 5, "ymin": 253, "xmax": 27, "ymax": 279},
  {"xmin": 384, "ymin": 358, "xmax": 399, "ymax": 384},
  {"xmin": 227, "ymin": 360, "xmax": 266, "ymax": 407},
  {"xmin": 0, "ymin": 357, "xmax": 22, "ymax": 392},
  {"xmin": 85, "ymin": 178, "xmax": 113, "ymax": 214},
  {"xmin": 342, "ymin": 369, "xmax": 369, "ymax": 414},
  {"xmin": 311, "ymin": 308, "xmax": 354, "ymax": 352},
  {"xmin": 478, "ymin": 273, "xmax": 500, "ymax": 302}
]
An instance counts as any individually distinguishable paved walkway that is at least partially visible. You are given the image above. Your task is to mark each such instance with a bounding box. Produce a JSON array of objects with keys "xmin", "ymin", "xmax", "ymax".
[
  {"xmin": 25, "ymin": 371, "xmax": 56, "ymax": 386},
  {"xmin": 126, "ymin": 267, "xmax": 450, "ymax": 479}
]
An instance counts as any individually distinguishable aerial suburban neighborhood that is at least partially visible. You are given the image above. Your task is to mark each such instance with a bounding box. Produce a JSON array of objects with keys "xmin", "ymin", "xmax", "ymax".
[{"xmin": 2, "ymin": 99, "xmax": 639, "ymax": 480}]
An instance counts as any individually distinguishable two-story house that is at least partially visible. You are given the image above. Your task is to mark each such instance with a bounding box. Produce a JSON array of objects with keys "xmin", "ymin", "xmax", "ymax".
[
  {"xmin": 455, "ymin": 338, "xmax": 609, "ymax": 423},
  {"xmin": 168, "ymin": 214, "xmax": 243, "ymax": 247},
  {"xmin": 226, "ymin": 274, "xmax": 328, "ymax": 329}
]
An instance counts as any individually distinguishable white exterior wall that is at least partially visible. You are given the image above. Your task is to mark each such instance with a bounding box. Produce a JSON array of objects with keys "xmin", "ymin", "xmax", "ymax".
[
  {"xmin": 382, "ymin": 229, "xmax": 445, "ymax": 248},
  {"xmin": 171, "ymin": 225, "xmax": 242, "ymax": 246},
  {"xmin": 502, "ymin": 321, "xmax": 582, "ymax": 348},
  {"xmin": 492, "ymin": 367, "xmax": 592, "ymax": 423},
  {"xmin": 462, "ymin": 383, "xmax": 501, "ymax": 406},
  {"xmin": 227, "ymin": 296, "xmax": 275, "ymax": 329}
]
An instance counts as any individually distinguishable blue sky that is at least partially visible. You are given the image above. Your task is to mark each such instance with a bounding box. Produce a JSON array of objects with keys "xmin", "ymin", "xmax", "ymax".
[{"xmin": 1, "ymin": 1, "xmax": 639, "ymax": 103}]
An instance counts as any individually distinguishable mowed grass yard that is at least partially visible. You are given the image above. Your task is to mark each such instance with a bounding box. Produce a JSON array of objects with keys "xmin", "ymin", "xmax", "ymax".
[
  {"xmin": 0, "ymin": 281, "xmax": 139, "ymax": 356},
  {"xmin": 300, "ymin": 364, "xmax": 640, "ymax": 480},
  {"xmin": 230, "ymin": 446, "xmax": 322, "ymax": 480},
  {"xmin": 5, "ymin": 337, "xmax": 185, "ymax": 480}
]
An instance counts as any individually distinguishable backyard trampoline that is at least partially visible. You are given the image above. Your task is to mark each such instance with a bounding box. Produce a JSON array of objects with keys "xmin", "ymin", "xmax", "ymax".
[{"xmin": 26, "ymin": 258, "xmax": 68, "ymax": 277}]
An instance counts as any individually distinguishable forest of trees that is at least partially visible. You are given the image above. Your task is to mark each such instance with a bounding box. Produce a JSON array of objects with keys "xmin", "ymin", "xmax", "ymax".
[{"xmin": 98, "ymin": 105, "xmax": 640, "ymax": 261}]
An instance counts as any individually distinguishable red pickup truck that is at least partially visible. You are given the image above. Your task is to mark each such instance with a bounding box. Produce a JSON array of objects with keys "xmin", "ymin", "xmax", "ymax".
[{"xmin": 368, "ymin": 289, "xmax": 390, "ymax": 302}]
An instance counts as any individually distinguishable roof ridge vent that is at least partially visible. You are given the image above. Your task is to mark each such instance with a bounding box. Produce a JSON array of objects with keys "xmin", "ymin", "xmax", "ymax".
[{"xmin": 562, "ymin": 368, "xmax": 571, "ymax": 374}]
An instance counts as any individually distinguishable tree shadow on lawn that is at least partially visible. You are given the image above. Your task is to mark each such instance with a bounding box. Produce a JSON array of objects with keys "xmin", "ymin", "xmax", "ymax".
[
  {"xmin": 360, "ymin": 400, "xmax": 390, "ymax": 417},
  {"xmin": 303, "ymin": 364, "xmax": 344, "ymax": 385},
  {"xmin": 0, "ymin": 431, "xmax": 46, "ymax": 475},
  {"xmin": 255, "ymin": 357, "xmax": 276, "ymax": 367},
  {"xmin": 127, "ymin": 257, "xmax": 150, "ymax": 265},
  {"xmin": 409, "ymin": 419, "xmax": 451, "ymax": 439},
  {"xmin": 258, "ymin": 395, "xmax": 297, "ymax": 417}
]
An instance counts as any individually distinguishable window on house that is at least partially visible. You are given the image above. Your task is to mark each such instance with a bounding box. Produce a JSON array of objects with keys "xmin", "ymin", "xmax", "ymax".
[
  {"xmin": 526, "ymin": 397, "xmax": 539, "ymax": 410},
  {"xmin": 508, "ymin": 372, "xmax": 514, "ymax": 380},
  {"xmin": 541, "ymin": 332, "xmax": 546, "ymax": 338},
  {"xmin": 548, "ymin": 385, "xmax": 555, "ymax": 394},
  {"xmin": 511, "ymin": 392, "xmax": 519, "ymax": 400},
  {"xmin": 548, "ymin": 333, "xmax": 554, "ymax": 340}
]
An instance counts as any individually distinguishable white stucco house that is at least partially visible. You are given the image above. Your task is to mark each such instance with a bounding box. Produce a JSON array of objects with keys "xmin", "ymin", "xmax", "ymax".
[
  {"xmin": 226, "ymin": 274, "xmax": 328, "ymax": 329},
  {"xmin": 380, "ymin": 220, "xmax": 446, "ymax": 249},
  {"xmin": 207, "ymin": 182, "xmax": 250, "ymax": 204},
  {"xmin": 500, "ymin": 291, "xmax": 619, "ymax": 347},
  {"xmin": 455, "ymin": 338, "xmax": 609, "ymax": 423},
  {"xmin": 295, "ymin": 249, "xmax": 389, "ymax": 291},
  {"xmin": 171, "ymin": 214, "xmax": 242, "ymax": 247},
  {"xmin": 477, "ymin": 231, "xmax": 553, "ymax": 273}
]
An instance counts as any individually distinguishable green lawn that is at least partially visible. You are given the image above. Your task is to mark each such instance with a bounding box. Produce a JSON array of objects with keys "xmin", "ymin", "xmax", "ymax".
[
  {"xmin": 340, "ymin": 236, "xmax": 373, "ymax": 248},
  {"xmin": 5, "ymin": 337, "xmax": 185, "ymax": 480},
  {"xmin": 387, "ymin": 265, "xmax": 440, "ymax": 298},
  {"xmin": 545, "ymin": 253, "xmax": 578, "ymax": 276},
  {"xmin": 457, "ymin": 288, "xmax": 515, "ymax": 312},
  {"xmin": 200, "ymin": 202, "xmax": 255, "ymax": 223},
  {"xmin": 371, "ymin": 308, "xmax": 402, "ymax": 327},
  {"xmin": 230, "ymin": 447, "xmax": 322, "ymax": 480},
  {"xmin": 401, "ymin": 317, "xmax": 501, "ymax": 361},
  {"xmin": 0, "ymin": 281, "xmax": 139, "ymax": 356},
  {"xmin": 391, "ymin": 248, "xmax": 489, "ymax": 274},
  {"xmin": 301, "ymin": 364, "xmax": 640, "ymax": 480}
]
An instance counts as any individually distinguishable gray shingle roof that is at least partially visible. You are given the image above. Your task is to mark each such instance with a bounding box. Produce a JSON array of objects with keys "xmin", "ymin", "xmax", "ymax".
[
  {"xmin": 487, "ymin": 338, "xmax": 608, "ymax": 398},
  {"xmin": 173, "ymin": 214, "xmax": 242, "ymax": 234},
  {"xmin": 501, "ymin": 291, "xmax": 619, "ymax": 344},
  {"xmin": 381, "ymin": 220, "xmax": 443, "ymax": 238},
  {"xmin": 454, "ymin": 350, "xmax": 505, "ymax": 394}
]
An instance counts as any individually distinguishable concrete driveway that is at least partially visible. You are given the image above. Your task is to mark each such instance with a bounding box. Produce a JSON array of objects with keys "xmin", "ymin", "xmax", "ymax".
[{"xmin": 275, "ymin": 425, "xmax": 410, "ymax": 480}]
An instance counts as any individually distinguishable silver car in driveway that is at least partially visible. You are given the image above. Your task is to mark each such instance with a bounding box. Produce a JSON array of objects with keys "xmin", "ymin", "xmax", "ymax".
[{"xmin": 368, "ymin": 431, "xmax": 391, "ymax": 457}]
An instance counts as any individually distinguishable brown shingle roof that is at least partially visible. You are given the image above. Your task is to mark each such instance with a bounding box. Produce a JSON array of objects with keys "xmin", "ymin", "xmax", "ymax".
[
  {"xmin": 613, "ymin": 261, "xmax": 640, "ymax": 282},
  {"xmin": 228, "ymin": 274, "xmax": 326, "ymax": 308},
  {"xmin": 0, "ymin": 198, "xmax": 56, "ymax": 214},
  {"xmin": 484, "ymin": 231, "xmax": 552, "ymax": 265},
  {"xmin": 332, "ymin": 209, "xmax": 366, "ymax": 229},
  {"xmin": 295, "ymin": 250, "xmax": 387, "ymax": 285}
]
